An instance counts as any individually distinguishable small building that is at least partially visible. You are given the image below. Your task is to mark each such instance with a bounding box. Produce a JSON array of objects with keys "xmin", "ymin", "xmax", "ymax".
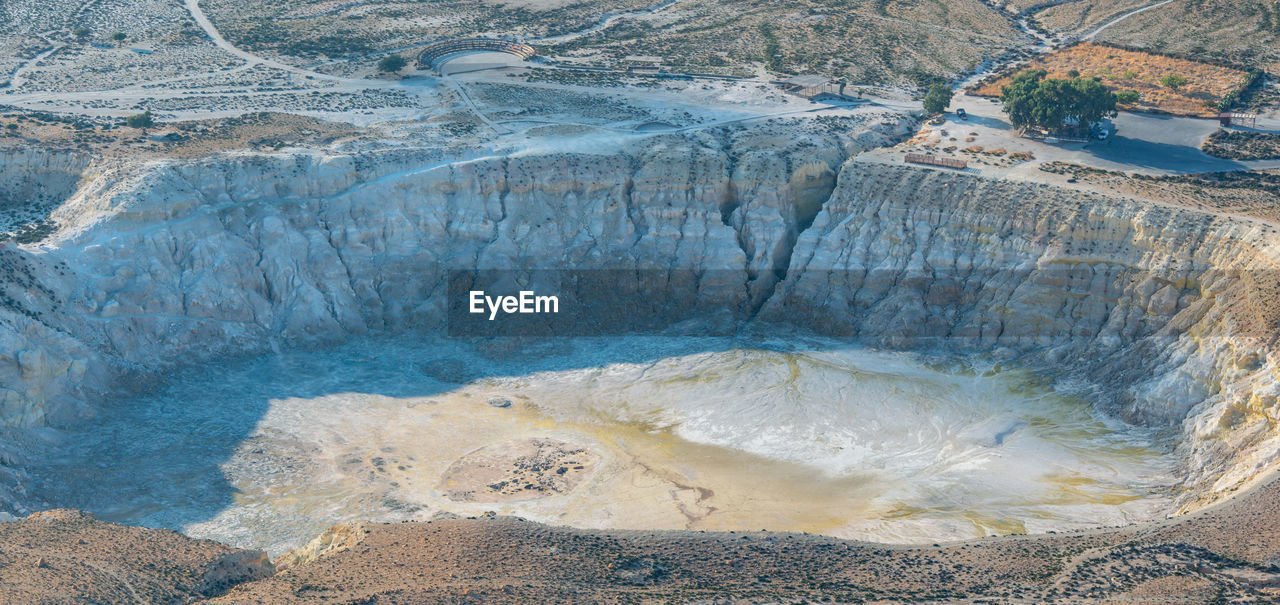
[
  {"xmin": 623, "ymin": 55, "xmax": 664, "ymax": 67},
  {"xmin": 622, "ymin": 55, "xmax": 665, "ymax": 73},
  {"xmin": 779, "ymin": 75, "xmax": 838, "ymax": 98},
  {"xmin": 1219, "ymin": 112, "xmax": 1257, "ymax": 128}
]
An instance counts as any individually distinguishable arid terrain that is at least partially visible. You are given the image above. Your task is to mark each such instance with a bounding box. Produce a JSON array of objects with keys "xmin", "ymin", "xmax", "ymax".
[
  {"xmin": 2, "ymin": 0, "xmax": 1280, "ymax": 603},
  {"xmin": 971, "ymin": 42, "xmax": 1252, "ymax": 117},
  {"xmin": 1203, "ymin": 130, "xmax": 1280, "ymax": 160},
  {"xmin": 1038, "ymin": 163, "xmax": 1280, "ymax": 221},
  {"xmin": 1034, "ymin": 0, "xmax": 1280, "ymax": 70},
  {"xmin": 201, "ymin": 469, "xmax": 1280, "ymax": 603},
  {"xmin": 3, "ymin": 472, "xmax": 1280, "ymax": 603},
  {"xmin": 199, "ymin": 0, "xmax": 1027, "ymax": 85}
]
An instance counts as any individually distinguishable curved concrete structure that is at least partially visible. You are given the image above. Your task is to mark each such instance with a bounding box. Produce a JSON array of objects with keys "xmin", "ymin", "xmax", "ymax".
[{"xmin": 418, "ymin": 38, "xmax": 535, "ymax": 71}]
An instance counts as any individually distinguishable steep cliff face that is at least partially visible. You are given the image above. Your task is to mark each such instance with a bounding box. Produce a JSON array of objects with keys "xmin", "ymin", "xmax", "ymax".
[
  {"xmin": 1, "ymin": 128, "xmax": 1278, "ymax": 513},
  {"xmin": 761, "ymin": 163, "xmax": 1280, "ymax": 508},
  {"xmin": 0, "ymin": 132, "xmax": 857, "ymax": 433},
  {"xmin": 767, "ymin": 164, "xmax": 1280, "ymax": 418},
  {"xmin": 0, "ymin": 149, "xmax": 106, "ymax": 429},
  {"xmin": 0, "ymin": 149, "xmax": 91, "ymax": 213}
]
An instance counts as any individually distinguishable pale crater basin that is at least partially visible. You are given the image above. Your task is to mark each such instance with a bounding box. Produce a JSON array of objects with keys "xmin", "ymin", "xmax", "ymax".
[{"xmin": 30, "ymin": 336, "xmax": 1176, "ymax": 556}]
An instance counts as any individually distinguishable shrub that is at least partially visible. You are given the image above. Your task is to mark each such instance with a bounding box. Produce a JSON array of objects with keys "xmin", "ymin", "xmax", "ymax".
[
  {"xmin": 758, "ymin": 23, "xmax": 782, "ymax": 72},
  {"xmin": 125, "ymin": 110, "xmax": 153, "ymax": 129},
  {"xmin": 1217, "ymin": 68, "xmax": 1263, "ymax": 112},
  {"xmin": 922, "ymin": 83, "xmax": 953, "ymax": 114},
  {"xmin": 1159, "ymin": 74, "xmax": 1188, "ymax": 89},
  {"xmin": 377, "ymin": 54, "xmax": 406, "ymax": 73}
]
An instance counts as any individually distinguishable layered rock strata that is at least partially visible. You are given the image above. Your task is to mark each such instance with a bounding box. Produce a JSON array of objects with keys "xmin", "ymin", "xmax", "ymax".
[{"xmin": 1, "ymin": 128, "xmax": 1277, "ymax": 514}]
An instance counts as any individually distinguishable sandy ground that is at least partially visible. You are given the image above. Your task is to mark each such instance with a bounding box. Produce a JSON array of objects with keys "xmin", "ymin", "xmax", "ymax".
[
  {"xmin": 6, "ymin": 470, "xmax": 1278, "ymax": 603},
  {"xmin": 0, "ymin": 509, "xmax": 273, "ymax": 604},
  {"xmin": 31, "ymin": 339, "xmax": 1177, "ymax": 559},
  {"xmin": 201, "ymin": 468, "xmax": 1280, "ymax": 602}
]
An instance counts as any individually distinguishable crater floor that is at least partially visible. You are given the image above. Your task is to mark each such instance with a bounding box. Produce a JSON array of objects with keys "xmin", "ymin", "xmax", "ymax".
[{"xmin": 29, "ymin": 335, "xmax": 1176, "ymax": 556}]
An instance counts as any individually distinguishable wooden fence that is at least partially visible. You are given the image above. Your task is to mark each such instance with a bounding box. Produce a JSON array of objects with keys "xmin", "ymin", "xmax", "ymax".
[{"xmin": 904, "ymin": 154, "xmax": 968, "ymax": 170}]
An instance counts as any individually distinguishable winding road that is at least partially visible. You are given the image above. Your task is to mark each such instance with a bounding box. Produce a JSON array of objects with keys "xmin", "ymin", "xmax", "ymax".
[
  {"xmin": 182, "ymin": 0, "xmax": 382, "ymax": 86},
  {"xmin": 1082, "ymin": 0, "xmax": 1177, "ymax": 40},
  {"xmin": 2, "ymin": 41, "xmax": 63, "ymax": 90}
]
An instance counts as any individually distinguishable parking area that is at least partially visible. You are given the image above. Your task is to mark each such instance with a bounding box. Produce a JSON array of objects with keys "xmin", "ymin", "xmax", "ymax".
[{"xmin": 905, "ymin": 93, "xmax": 1280, "ymax": 175}]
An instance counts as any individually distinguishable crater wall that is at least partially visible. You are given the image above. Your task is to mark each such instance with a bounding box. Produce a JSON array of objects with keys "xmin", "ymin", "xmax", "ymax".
[{"xmin": 1, "ymin": 133, "xmax": 1277, "ymax": 514}]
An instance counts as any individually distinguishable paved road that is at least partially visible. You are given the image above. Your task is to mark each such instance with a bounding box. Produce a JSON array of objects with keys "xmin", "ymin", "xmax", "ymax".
[
  {"xmin": 953, "ymin": 94, "xmax": 1280, "ymax": 174},
  {"xmin": 1090, "ymin": 112, "xmax": 1280, "ymax": 173}
]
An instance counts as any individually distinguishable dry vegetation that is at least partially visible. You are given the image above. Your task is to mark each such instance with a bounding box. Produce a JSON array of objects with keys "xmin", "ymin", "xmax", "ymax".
[
  {"xmin": 1203, "ymin": 129, "xmax": 1280, "ymax": 160},
  {"xmin": 186, "ymin": 474, "xmax": 1280, "ymax": 602},
  {"xmin": 1040, "ymin": 162, "xmax": 1280, "ymax": 222},
  {"xmin": 542, "ymin": 0, "xmax": 1025, "ymax": 85},
  {"xmin": 1033, "ymin": 0, "xmax": 1150, "ymax": 31},
  {"xmin": 1068, "ymin": 0, "xmax": 1280, "ymax": 71},
  {"xmin": 0, "ymin": 111, "xmax": 361, "ymax": 159},
  {"xmin": 0, "ymin": 509, "xmax": 272, "ymax": 604},
  {"xmin": 972, "ymin": 42, "xmax": 1252, "ymax": 116},
  {"xmin": 201, "ymin": 0, "xmax": 1027, "ymax": 86}
]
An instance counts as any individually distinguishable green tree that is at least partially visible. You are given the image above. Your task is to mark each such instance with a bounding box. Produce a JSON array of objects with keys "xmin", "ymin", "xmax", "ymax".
[
  {"xmin": 377, "ymin": 54, "xmax": 407, "ymax": 73},
  {"xmin": 111, "ymin": 32, "xmax": 127, "ymax": 45},
  {"xmin": 1001, "ymin": 70, "xmax": 1117, "ymax": 133},
  {"xmin": 1159, "ymin": 74, "xmax": 1188, "ymax": 89},
  {"xmin": 1001, "ymin": 69, "xmax": 1051, "ymax": 130},
  {"xmin": 126, "ymin": 110, "xmax": 153, "ymax": 130},
  {"xmin": 1066, "ymin": 77, "xmax": 1119, "ymax": 127},
  {"xmin": 1115, "ymin": 90, "xmax": 1140, "ymax": 104},
  {"xmin": 73, "ymin": 27, "xmax": 90, "ymax": 39},
  {"xmin": 922, "ymin": 83, "xmax": 953, "ymax": 114}
]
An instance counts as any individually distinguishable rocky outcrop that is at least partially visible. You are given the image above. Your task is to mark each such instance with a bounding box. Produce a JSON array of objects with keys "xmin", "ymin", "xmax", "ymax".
[
  {"xmin": 0, "ymin": 149, "xmax": 91, "ymax": 212},
  {"xmin": 274, "ymin": 522, "xmax": 368, "ymax": 572},
  {"xmin": 0, "ymin": 123, "xmax": 1278, "ymax": 514}
]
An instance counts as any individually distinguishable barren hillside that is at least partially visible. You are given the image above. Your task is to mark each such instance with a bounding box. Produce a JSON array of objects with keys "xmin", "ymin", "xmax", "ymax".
[
  {"xmin": 1036, "ymin": 0, "xmax": 1280, "ymax": 70},
  {"xmin": 196, "ymin": 0, "xmax": 1027, "ymax": 84}
]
